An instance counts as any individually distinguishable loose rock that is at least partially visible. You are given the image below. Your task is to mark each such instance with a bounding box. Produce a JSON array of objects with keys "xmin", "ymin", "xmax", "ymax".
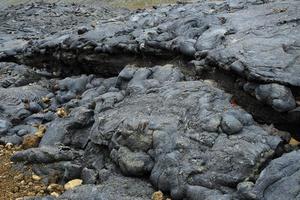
[{"xmin": 64, "ymin": 179, "xmax": 83, "ymax": 190}]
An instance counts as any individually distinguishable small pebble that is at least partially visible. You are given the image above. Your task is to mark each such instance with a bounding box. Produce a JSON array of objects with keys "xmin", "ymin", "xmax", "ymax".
[
  {"xmin": 47, "ymin": 183, "xmax": 64, "ymax": 193},
  {"xmin": 289, "ymin": 138, "xmax": 300, "ymax": 146},
  {"xmin": 5, "ymin": 143, "xmax": 13, "ymax": 149},
  {"xmin": 56, "ymin": 107, "xmax": 68, "ymax": 118},
  {"xmin": 14, "ymin": 174, "xmax": 24, "ymax": 181},
  {"xmin": 51, "ymin": 192, "xmax": 60, "ymax": 197},
  {"xmin": 64, "ymin": 179, "xmax": 82, "ymax": 190},
  {"xmin": 27, "ymin": 191, "xmax": 36, "ymax": 196},
  {"xmin": 42, "ymin": 96, "xmax": 51, "ymax": 104},
  {"xmin": 152, "ymin": 191, "xmax": 164, "ymax": 200}
]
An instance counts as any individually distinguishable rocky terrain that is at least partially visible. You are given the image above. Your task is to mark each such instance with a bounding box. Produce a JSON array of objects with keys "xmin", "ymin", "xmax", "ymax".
[
  {"xmin": 0, "ymin": 0, "xmax": 300, "ymax": 199},
  {"xmin": 0, "ymin": 144, "xmax": 49, "ymax": 199}
]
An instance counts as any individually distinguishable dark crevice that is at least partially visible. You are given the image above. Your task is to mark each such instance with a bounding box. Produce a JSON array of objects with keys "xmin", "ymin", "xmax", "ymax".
[
  {"xmin": 191, "ymin": 64, "xmax": 300, "ymax": 141},
  {"xmin": 5, "ymin": 49, "xmax": 300, "ymax": 140},
  {"xmin": 8, "ymin": 50, "xmax": 185, "ymax": 78}
]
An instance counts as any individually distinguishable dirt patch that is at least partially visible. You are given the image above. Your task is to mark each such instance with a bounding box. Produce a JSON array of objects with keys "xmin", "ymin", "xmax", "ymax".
[{"xmin": 0, "ymin": 144, "xmax": 48, "ymax": 200}]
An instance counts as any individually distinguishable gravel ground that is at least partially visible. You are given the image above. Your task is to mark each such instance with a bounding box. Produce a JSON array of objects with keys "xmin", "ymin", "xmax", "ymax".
[{"xmin": 0, "ymin": 144, "xmax": 49, "ymax": 200}]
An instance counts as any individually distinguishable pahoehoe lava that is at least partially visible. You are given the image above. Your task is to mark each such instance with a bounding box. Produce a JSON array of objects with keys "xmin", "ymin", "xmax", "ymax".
[{"xmin": 0, "ymin": 0, "xmax": 300, "ymax": 200}]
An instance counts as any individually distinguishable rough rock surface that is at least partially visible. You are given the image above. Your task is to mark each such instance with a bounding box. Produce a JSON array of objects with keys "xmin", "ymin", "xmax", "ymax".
[
  {"xmin": 0, "ymin": 0, "xmax": 300, "ymax": 200},
  {"xmin": 0, "ymin": 2, "xmax": 120, "ymax": 41},
  {"xmin": 59, "ymin": 175, "xmax": 154, "ymax": 200},
  {"xmin": 1, "ymin": 0, "xmax": 299, "ymax": 113},
  {"xmin": 251, "ymin": 150, "xmax": 300, "ymax": 200},
  {"xmin": 1, "ymin": 63, "xmax": 285, "ymax": 199}
]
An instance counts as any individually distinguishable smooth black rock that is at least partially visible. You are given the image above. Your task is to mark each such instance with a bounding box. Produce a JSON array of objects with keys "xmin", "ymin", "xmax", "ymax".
[
  {"xmin": 40, "ymin": 107, "xmax": 94, "ymax": 147},
  {"xmin": 255, "ymin": 83, "xmax": 296, "ymax": 112},
  {"xmin": 11, "ymin": 146, "xmax": 80, "ymax": 164},
  {"xmin": 221, "ymin": 113, "xmax": 243, "ymax": 134},
  {"xmin": 0, "ymin": 134, "xmax": 22, "ymax": 145},
  {"xmin": 59, "ymin": 175, "xmax": 154, "ymax": 200},
  {"xmin": 252, "ymin": 150, "xmax": 300, "ymax": 200},
  {"xmin": 3, "ymin": 0, "xmax": 298, "ymax": 113},
  {"xmin": 0, "ymin": 119, "xmax": 12, "ymax": 135},
  {"xmin": 88, "ymin": 66, "xmax": 282, "ymax": 199},
  {"xmin": 0, "ymin": 1, "xmax": 298, "ymax": 199}
]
